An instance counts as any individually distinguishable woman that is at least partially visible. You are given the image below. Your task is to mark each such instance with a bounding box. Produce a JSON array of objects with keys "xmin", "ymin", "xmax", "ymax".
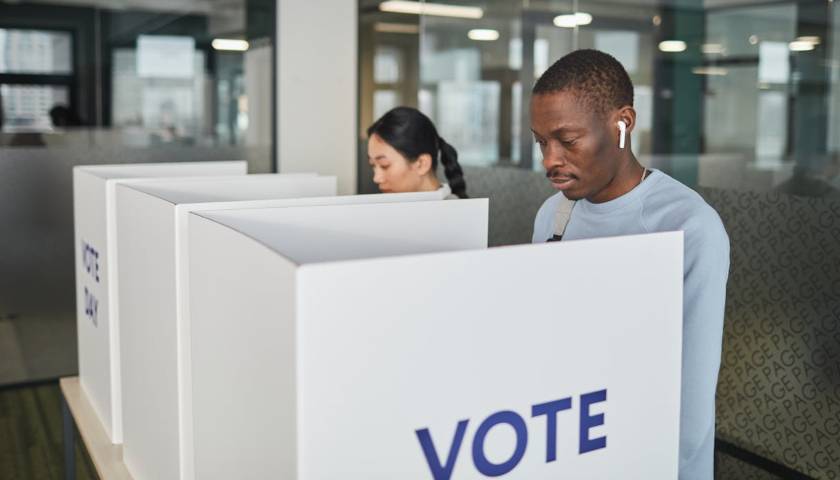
[{"xmin": 367, "ymin": 107, "xmax": 467, "ymax": 199}]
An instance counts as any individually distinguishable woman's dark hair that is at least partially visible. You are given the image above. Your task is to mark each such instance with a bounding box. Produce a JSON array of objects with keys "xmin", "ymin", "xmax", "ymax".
[{"xmin": 367, "ymin": 106, "xmax": 467, "ymax": 198}]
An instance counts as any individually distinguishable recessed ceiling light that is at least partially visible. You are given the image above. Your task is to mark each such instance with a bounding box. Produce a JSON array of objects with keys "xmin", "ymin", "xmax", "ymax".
[
  {"xmin": 789, "ymin": 40, "xmax": 815, "ymax": 52},
  {"xmin": 553, "ymin": 13, "xmax": 593, "ymax": 28},
  {"xmin": 659, "ymin": 40, "xmax": 687, "ymax": 53},
  {"xmin": 212, "ymin": 39, "xmax": 249, "ymax": 51},
  {"xmin": 468, "ymin": 29, "xmax": 500, "ymax": 41},
  {"xmin": 379, "ymin": 1, "xmax": 483, "ymax": 19},
  {"xmin": 692, "ymin": 66, "xmax": 728, "ymax": 76},
  {"xmin": 374, "ymin": 22, "xmax": 419, "ymax": 34},
  {"xmin": 795, "ymin": 36, "xmax": 821, "ymax": 45}
]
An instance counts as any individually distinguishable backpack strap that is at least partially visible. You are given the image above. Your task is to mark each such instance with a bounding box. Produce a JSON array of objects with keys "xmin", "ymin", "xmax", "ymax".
[{"xmin": 548, "ymin": 197, "xmax": 576, "ymax": 242}]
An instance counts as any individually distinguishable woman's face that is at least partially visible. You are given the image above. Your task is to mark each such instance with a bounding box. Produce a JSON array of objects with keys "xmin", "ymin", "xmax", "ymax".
[{"xmin": 367, "ymin": 133, "xmax": 427, "ymax": 193}]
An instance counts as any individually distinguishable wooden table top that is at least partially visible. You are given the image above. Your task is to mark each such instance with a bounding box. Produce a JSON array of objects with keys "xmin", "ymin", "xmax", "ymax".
[{"xmin": 60, "ymin": 377, "xmax": 134, "ymax": 480}]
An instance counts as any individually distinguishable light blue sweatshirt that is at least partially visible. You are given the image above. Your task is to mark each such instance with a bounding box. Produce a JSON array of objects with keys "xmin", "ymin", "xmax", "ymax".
[{"xmin": 533, "ymin": 169, "xmax": 730, "ymax": 480}]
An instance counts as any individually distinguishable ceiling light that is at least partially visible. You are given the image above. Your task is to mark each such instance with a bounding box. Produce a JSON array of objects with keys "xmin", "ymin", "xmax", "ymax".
[
  {"xmin": 212, "ymin": 39, "xmax": 248, "ymax": 51},
  {"xmin": 374, "ymin": 22, "xmax": 419, "ymax": 34},
  {"xmin": 692, "ymin": 66, "xmax": 728, "ymax": 76},
  {"xmin": 702, "ymin": 43, "xmax": 724, "ymax": 55},
  {"xmin": 652, "ymin": 15, "xmax": 662, "ymax": 26},
  {"xmin": 748, "ymin": 35, "xmax": 759, "ymax": 45},
  {"xmin": 553, "ymin": 12, "xmax": 593, "ymax": 28},
  {"xmin": 379, "ymin": 1, "xmax": 483, "ymax": 19},
  {"xmin": 795, "ymin": 36, "xmax": 821, "ymax": 45},
  {"xmin": 789, "ymin": 40, "xmax": 815, "ymax": 52},
  {"xmin": 659, "ymin": 40, "xmax": 687, "ymax": 53},
  {"xmin": 468, "ymin": 29, "xmax": 499, "ymax": 41}
]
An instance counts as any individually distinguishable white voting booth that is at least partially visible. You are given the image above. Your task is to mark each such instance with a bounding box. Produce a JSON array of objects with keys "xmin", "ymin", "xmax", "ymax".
[
  {"xmin": 73, "ymin": 161, "xmax": 246, "ymax": 444},
  {"xmin": 187, "ymin": 202, "xmax": 684, "ymax": 479},
  {"xmin": 114, "ymin": 180, "xmax": 456, "ymax": 480}
]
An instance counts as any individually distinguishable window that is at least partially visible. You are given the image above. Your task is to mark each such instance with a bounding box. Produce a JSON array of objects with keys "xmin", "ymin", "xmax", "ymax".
[
  {"xmin": 0, "ymin": 28, "xmax": 72, "ymax": 74},
  {"xmin": 0, "ymin": 28, "xmax": 75, "ymax": 129}
]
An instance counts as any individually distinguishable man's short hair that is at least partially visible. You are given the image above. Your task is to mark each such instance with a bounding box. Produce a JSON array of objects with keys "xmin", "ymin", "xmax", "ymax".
[{"xmin": 533, "ymin": 49, "xmax": 634, "ymax": 117}]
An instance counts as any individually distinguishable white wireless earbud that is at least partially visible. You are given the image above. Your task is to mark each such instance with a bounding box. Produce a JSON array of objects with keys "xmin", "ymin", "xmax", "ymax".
[{"xmin": 618, "ymin": 121, "xmax": 627, "ymax": 149}]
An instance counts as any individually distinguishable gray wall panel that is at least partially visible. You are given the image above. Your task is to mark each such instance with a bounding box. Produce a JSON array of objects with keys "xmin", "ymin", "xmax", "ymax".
[{"xmin": 701, "ymin": 188, "xmax": 840, "ymax": 480}]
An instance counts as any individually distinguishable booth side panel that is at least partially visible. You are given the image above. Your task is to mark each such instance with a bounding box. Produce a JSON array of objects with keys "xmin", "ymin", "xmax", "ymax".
[
  {"xmin": 174, "ymin": 186, "xmax": 448, "ymax": 458},
  {"xmin": 200, "ymin": 199, "xmax": 490, "ymax": 265},
  {"xmin": 296, "ymin": 233, "xmax": 683, "ymax": 479},
  {"xmin": 104, "ymin": 181, "xmax": 124, "ymax": 443},
  {"xmin": 191, "ymin": 188, "xmax": 451, "ymax": 219},
  {"xmin": 189, "ymin": 214, "xmax": 299, "ymax": 480},
  {"xmin": 116, "ymin": 187, "xmax": 181, "ymax": 480},
  {"xmin": 175, "ymin": 207, "xmax": 196, "ymax": 480},
  {"xmin": 132, "ymin": 175, "xmax": 338, "ymax": 205},
  {"xmin": 84, "ymin": 160, "xmax": 247, "ymax": 179},
  {"xmin": 73, "ymin": 169, "xmax": 116, "ymax": 441}
]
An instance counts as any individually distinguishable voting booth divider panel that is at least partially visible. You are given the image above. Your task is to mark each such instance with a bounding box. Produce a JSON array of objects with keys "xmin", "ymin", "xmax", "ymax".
[
  {"xmin": 189, "ymin": 199, "xmax": 488, "ymax": 479},
  {"xmin": 188, "ymin": 199, "xmax": 683, "ymax": 480},
  {"xmin": 117, "ymin": 172, "xmax": 325, "ymax": 205},
  {"xmin": 115, "ymin": 174, "xmax": 336, "ymax": 480},
  {"xmin": 189, "ymin": 214, "xmax": 301, "ymax": 480},
  {"xmin": 115, "ymin": 183, "xmax": 466, "ymax": 480},
  {"xmin": 73, "ymin": 161, "xmax": 246, "ymax": 444}
]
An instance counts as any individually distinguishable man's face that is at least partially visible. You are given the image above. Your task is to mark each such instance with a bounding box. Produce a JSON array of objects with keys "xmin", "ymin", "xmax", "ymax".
[{"xmin": 530, "ymin": 90, "xmax": 619, "ymax": 202}]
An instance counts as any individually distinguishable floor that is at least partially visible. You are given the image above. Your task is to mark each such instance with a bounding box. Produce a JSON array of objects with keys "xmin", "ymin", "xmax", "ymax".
[
  {"xmin": 717, "ymin": 452, "xmax": 785, "ymax": 480},
  {"xmin": 0, "ymin": 382, "xmax": 95, "ymax": 480}
]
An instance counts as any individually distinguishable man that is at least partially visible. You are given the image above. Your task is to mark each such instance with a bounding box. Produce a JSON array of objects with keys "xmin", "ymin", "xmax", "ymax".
[{"xmin": 531, "ymin": 49, "xmax": 730, "ymax": 480}]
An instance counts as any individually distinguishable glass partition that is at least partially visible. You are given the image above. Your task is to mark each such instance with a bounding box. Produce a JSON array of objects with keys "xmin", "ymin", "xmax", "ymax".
[{"xmin": 360, "ymin": 0, "xmax": 840, "ymax": 193}]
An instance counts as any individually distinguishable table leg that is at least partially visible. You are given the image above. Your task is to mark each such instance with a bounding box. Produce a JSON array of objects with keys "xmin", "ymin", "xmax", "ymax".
[{"xmin": 62, "ymin": 394, "xmax": 76, "ymax": 480}]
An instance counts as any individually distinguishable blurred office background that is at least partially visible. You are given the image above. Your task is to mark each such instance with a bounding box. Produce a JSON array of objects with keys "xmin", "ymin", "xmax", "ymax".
[
  {"xmin": 1, "ymin": 0, "xmax": 838, "ymax": 478},
  {"xmin": 358, "ymin": 4, "xmax": 840, "ymax": 475},
  {"xmin": 0, "ymin": 0, "xmax": 274, "ymax": 384}
]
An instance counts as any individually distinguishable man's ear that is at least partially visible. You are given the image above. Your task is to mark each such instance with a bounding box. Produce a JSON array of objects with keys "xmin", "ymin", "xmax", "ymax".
[{"xmin": 615, "ymin": 106, "xmax": 637, "ymax": 135}]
